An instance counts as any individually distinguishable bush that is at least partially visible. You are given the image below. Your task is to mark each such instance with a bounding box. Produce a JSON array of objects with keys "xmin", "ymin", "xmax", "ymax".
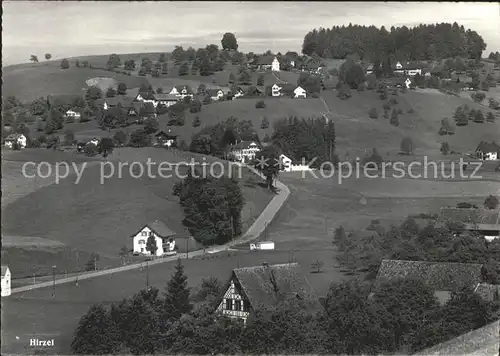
[
  {"xmin": 255, "ymin": 100, "xmax": 265, "ymax": 109},
  {"xmin": 368, "ymin": 108, "xmax": 378, "ymax": 119}
]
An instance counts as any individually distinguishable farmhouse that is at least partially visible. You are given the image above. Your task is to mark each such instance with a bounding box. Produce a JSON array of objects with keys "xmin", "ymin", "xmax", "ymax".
[
  {"xmin": 392, "ymin": 61, "xmax": 424, "ymax": 76},
  {"xmin": 257, "ymin": 56, "xmax": 280, "ymax": 71},
  {"xmin": 271, "ymin": 84, "xmax": 282, "ymax": 97},
  {"xmin": 230, "ymin": 141, "xmax": 260, "ymax": 163},
  {"xmin": 293, "ymin": 86, "xmax": 307, "ymax": 98},
  {"xmin": 376, "ymin": 259, "xmax": 484, "ymax": 304},
  {"xmin": 1, "ymin": 265, "xmax": 11, "ymax": 297},
  {"xmin": 131, "ymin": 220, "xmax": 177, "ymax": 256},
  {"xmin": 168, "ymin": 85, "xmax": 194, "ymax": 99},
  {"xmin": 134, "ymin": 92, "xmax": 157, "ymax": 106},
  {"xmin": 206, "ymin": 89, "xmax": 225, "ymax": 101},
  {"xmin": 153, "ymin": 93, "xmax": 179, "ymax": 107},
  {"xmin": 4, "ymin": 134, "xmax": 27, "ymax": 149},
  {"xmin": 231, "ymin": 87, "xmax": 245, "ymax": 99},
  {"xmin": 476, "ymin": 141, "xmax": 499, "ymax": 160},
  {"xmin": 216, "ymin": 263, "xmax": 322, "ymax": 323},
  {"xmin": 97, "ymin": 97, "xmax": 134, "ymax": 110},
  {"xmin": 438, "ymin": 207, "xmax": 500, "ymax": 240},
  {"xmin": 279, "ymin": 154, "xmax": 292, "ymax": 171},
  {"xmin": 64, "ymin": 109, "xmax": 81, "ymax": 121},
  {"xmin": 154, "ymin": 130, "xmax": 177, "ymax": 147}
]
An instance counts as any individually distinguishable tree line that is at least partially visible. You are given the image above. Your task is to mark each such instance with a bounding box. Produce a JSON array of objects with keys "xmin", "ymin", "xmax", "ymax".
[
  {"xmin": 71, "ymin": 258, "xmax": 500, "ymax": 355},
  {"xmin": 302, "ymin": 23, "xmax": 486, "ymax": 62}
]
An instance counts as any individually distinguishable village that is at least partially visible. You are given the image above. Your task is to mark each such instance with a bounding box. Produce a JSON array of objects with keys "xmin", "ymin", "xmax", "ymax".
[{"xmin": 2, "ymin": 3, "xmax": 500, "ymax": 355}]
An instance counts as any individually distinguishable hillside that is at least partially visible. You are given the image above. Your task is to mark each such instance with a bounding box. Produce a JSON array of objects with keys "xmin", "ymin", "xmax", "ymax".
[
  {"xmin": 2, "ymin": 61, "xmax": 149, "ymax": 102},
  {"xmin": 1, "ymin": 148, "xmax": 273, "ymax": 278}
]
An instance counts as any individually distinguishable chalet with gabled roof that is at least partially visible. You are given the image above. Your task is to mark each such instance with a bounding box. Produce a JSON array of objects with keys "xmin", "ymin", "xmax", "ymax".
[
  {"xmin": 438, "ymin": 207, "xmax": 500, "ymax": 240},
  {"xmin": 131, "ymin": 220, "xmax": 177, "ymax": 256},
  {"xmin": 230, "ymin": 140, "xmax": 260, "ymax": 163},
  {"xmin": 168, "ymin": 85, "xmax": 194, "ymax": 99},
  {"xmin": 216, "ymin": 263, "xmax": 323, "ymax": 323},
  {"xmin": 476, "ymin": 141, "xmax": 499, "ymax": 160}
]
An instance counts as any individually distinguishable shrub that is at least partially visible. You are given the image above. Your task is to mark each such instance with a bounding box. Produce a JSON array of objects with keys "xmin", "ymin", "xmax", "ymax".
[
  {"xmin": 440, "ymin": 141, "xmax": 450, "ymax": 155},
  {"xmin": 400, "ymin": 137, "xmax": 413, "ymax": 155},
  {"xmin": 368, "ymin": 108, "xmax": 378, "ymax": 119},
  {"xmin": 255, "ymin": 100, "xmax": 265, "ymax": 109}
]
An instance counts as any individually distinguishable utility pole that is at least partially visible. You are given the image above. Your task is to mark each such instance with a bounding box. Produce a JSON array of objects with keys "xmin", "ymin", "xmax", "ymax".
[
  {"xmin": 52, "ymin": 265, "xmax": 56, "ymax": 298},
  {"xmin": 146, "ymin": 260, "xmax": 149, "ymax": 290}
]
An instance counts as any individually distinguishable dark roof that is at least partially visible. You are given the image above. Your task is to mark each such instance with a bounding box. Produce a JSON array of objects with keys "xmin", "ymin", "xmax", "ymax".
[
  {"xmin": 474, "ymin": 283, "xmax": 500, "ymax": 302},
  {"xmin": 476, "ymin": 141, "xmax": 500, "ymax": 153},
  {"xmin": 205, "ymin": 88, "xmax": 224, "ymax": 97},
  {"xmin": 173, "ymin": 85, "xmax": 194, "ymax": 94},
  {"xmin": 280, "ymin": 83, "xmax": 296, "ymax": 94},
  {"xmin": 153, "ymin": 93, "xmax": 179, "ymax": 101},
  {"xmin": 47, "ymin": 94, "xmax": 82, "ymax": 107},
  {"xmin": 415, "ymin": 319, "xmax": 499, "ymax": 355},
  {"xmin": 232, "ymin": 141, "xmax": 260, "ymax": 150},
  {"xmin": 155, "ymin": 130, "xmax": 177, "ymax": 139},
  {"xmin": 131, "ymin": 220, "xmax": 177, "ymax": 238},
  {"xmin": 5, "ymin": 133, "xmax": 25, "ymax": 141},
  {"xmin": 136, "ymin": 91, "xmax": 156, "ymax": 100},
  {"xmin": 231, "ymin": 263, "xmax": 323, "ymax": 313},
  {"xmin": 438, "ymin": 207, "xmax": 500, "ymax": 230},
  {"xmin": 257, "ymin": 55, "xmax": 276, "ymax": 65},
  {"xmin": 376, "ymin": 259, "xmax": 484, "ymax": 292},
  {"xmin": 1, "ymin": 265, "xmax": 9, "ymax": 277}
]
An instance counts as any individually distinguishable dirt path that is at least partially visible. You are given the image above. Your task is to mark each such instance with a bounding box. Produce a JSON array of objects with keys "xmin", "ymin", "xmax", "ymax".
[{"xmin": 9, "ymin": 165, "xmax": 290, "ymax": 294}]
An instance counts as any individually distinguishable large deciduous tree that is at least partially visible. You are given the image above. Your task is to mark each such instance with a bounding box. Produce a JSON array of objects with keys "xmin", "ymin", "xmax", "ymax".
[{"xmin": 221, "ymin": 32, "xmax": 238, "ymax": 51}]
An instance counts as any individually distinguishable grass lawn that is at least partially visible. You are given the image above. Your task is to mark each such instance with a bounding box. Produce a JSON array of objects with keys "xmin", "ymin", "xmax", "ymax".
[
  {"xmin": 3, "ymin": 62, "xmax": 149, "ymax": 102},
  {"xmin": 1, "ymin": 148, "xmax": 273, "ymax": 279}
]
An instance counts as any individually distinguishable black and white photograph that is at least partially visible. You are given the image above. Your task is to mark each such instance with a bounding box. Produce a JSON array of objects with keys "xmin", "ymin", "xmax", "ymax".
[{"xmin": 2, "ymin": 1, "xmax": 500, "ymax": 355}]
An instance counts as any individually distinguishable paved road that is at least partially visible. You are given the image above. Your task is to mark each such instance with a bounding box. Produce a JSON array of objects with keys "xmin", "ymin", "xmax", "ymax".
[{"xmin": 10, "ymin": 165, "xmax": 290, "ymax": 294}]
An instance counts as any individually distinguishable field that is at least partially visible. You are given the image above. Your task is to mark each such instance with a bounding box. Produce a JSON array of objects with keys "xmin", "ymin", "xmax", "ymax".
[
  {"xmin": 1, "ymin": 148, "xmax": 273, "ymax": 279},
  {"xmin": 2, "ymin": 159, "xmax": 496, "ymax": 355},
  {"xmin": 2, "ymin": 61, "xmax": 149, "ymax": 102}
]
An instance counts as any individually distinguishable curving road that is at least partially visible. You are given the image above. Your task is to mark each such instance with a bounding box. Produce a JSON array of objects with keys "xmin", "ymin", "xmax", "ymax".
[{"xmin": 10, "ymin": 165, "xmax": 290, "ymax": 294}]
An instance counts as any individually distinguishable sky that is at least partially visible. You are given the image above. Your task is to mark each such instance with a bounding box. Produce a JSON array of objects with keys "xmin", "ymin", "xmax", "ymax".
[{"xmin": 3, "ymin": 1, "xmax": 500, "ymax": 66}]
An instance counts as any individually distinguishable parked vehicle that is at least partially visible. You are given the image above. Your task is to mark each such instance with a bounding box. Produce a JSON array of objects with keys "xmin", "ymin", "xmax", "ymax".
[
  {"xmin": 163, "ymin": 251, "xmax": 177, "ymax": 257},
  {"xmin": 250, "ymin": 241, "xmax": 275, "ymax": 251}
]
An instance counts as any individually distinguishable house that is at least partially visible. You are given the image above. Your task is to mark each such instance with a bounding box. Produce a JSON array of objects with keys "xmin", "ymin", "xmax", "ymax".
[
  {"xmin": 131, "ymin": 220, "xmax": 177, "ymax": 256},
  {"xmin": 279, "ymin": 83, "xmax": 296, "ymax": 97},
  {"xmin": 257, "ymin": 55, "xmax": 280, "ymax": 71},
  {"xmin": 293, "ymin": 86, "xmax": 307, "ymax": 98},
  {"xmin": 1, "ymin": 265, "xmax": 11, "ymax": 297},
  {"xmin": 154, "ymin": 130, "xmax": 177, "ymax": 147},
  {"xmin": 231, "ymin": 87, "xmax": 245, "ymax": 99},
  {"xmin": 97, "ymin": 97, "xmax": 134, "ymax": 111},
  {"xmin": 168, "ymin": 86, "xmax": 194, "ymax": 99},
  {"xmin": 65, "ymin": 109, "xmax": 81, "ymax": 121},
  {"xmin": 438, "ymin": 207, "xmax": 500, "ymax": 240},
  {"xmin": 476, "ymin": 141, "xmax": 499, "ymax": 160},
  {"xmin": 365, "ymin": 64, "xmax": 374, "ymax": 75},
  {"xmin": 4, "ymin": 134, "xmax": 27, "ymax": 149},
  {"xmin": 206, "ymin": 89, "xmax": 225, "ymax": 101},
  {"xmin": 271, "ymin": 84, "xmax": 282, "ymax": 97},
  {"xmin": 134, "ymin": 92, "xmax": 158, "ymax": 106},
  {"xmin": 404, "ymin": 77, "xmax": 412, "ymax": 89},
  {"xmin": 153, "ymin": 93, "xmax": 179, "ymax": 108},
  {"xmin": 216, "ymin": 263, "xmax": 323, "ymax": 323},
  {"xmin": 231, "ymin": 141, "xmax": 261, "ymax": 163},
  {"xmin": 375, "ymin": 259, "xmax": 484, "ymax": 304},
  {"xmin": 127, "ymin": 102, "xmax": 143, "ymax": 116},
  {"xmin": 414, "ymin": 319, "xmax": 499, "ymax": 356},
  {"xmin": 87, "ymin": 137, "xmax": 100, "ymax": 146},
  {"xmin": 279, "ymin": 154, "xmax": 292, "ymax": 171}
]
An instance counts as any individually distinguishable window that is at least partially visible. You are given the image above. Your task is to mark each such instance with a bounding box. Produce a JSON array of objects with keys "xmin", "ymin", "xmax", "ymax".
[
  {"xmin": 235, "ymin": 300, "xmax": 241, "ymax": 311},
  {"xmin": 140, "ymin": 248, "xmax": 144, "ymax": 252},
  {"xmin": 141, "ymin": 231, "xmax": 148, "ymax": 236},
  {"xmin": 225, "ymin": 299, "xmax": 233, "ymax": 310},
  {"xmin": 243, "ymin": 300, "xmax": 250, "ymax": 312},
  {"xmin": 139, "ymin": 239, "xmax": 145, "ymax": 244}
]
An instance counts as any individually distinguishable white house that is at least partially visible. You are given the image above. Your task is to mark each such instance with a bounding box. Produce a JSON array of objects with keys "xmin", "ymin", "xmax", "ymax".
[
  {"xmin": 65, "ymin": 109, "xmax": 81, "ymax": 121},
  {"xmin": 271, "ymin": 84, "xmax": 282, "ymax": 97},
  {"xmin": 216, "ymin": 263, "xmax": 322, "ymax": 324},
  {"xmin": 231, "ymin": 141, "xmax": 261, "ymax": 163},
  {"xmin": 88, "ymin": 138, "xmax": 100, "ymax": 146},
  {"xmin": 293, "ymin": 86, "xmax": 307, "ymax": 98},
  {"xmin": 135, "ymin": 92, "xmax": 158, "ymax": 107},
  {"xmin": 132, "ymin": 220, "xmax": 177, "ymax": 256},
  {"xmin": 476, "ymin": 142, "xmax": 499, "ymax": 160},
  {"xmin": 232, "ymin": 87, "xmax": 245, "ymax": 99},
  {"xmin": 279, "ymin": 154, "xmax": 292, "ymax": 171},
  {"xmin": 169, "ymin": 86, "xmax": 194, "ymax": 99},
  {"xmin": 394, "ymin": 61, "xmax": 404, "ymax": 75},
  {"xmin": 4, "ymin": 134, "xmax": 27, "ymax": 149},
  {"xmin": 153, "ymin": 94, "xmax": 179, "ymax": 108},
  {"xmin": 271, "ymin": 57, "xmax": 280, "ymax": 72},
  {"xmin": 206, "ymin": 89, "xmax": 225, "ymax": 101},
  {"xmin": 1, "ymin": 266, "xmax": 11, "ymax": 297}
]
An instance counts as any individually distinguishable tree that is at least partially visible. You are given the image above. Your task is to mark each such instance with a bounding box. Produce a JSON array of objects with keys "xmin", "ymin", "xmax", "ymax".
[
  {"xmin": 439, "ymin": 118, "xmax": 455, "ymax": 135},
  {"xmin": 106, "ymin": 86, "xmax": 117, "ymax": 98},
  {"xmin": 30, "ymin": 55, "xmax": 39, "ymax": 63},
  {"xmin": 471, "ymin": 92, "xmax": 486, "ymax": 103},
  {"xmin": 60, "ymin": 58, "xmax": 70, "ymax": 69},
  {"xmin": 297, "ymin": 72, "xmax": 321, "ymax": 94},
  {"xmin": 254, "ymin": 145, "xmax": 281, "ymax": 190},
  {"xmin": 257, "ymin": 74, "xmax": 265, "ymax": 87},
  {"xmin": 260, "ymin": 116, "xmax": 269, "ymax": 129},
  {"xmin": 156, "ymin": 87, "xmax": 163, "ymax": 94},
  {"xmin": 474, "ymin": 110, "xmax": 485, "ymax": 123},
  {"xmin": 400, "ymin": 137, "xmax": 413, "ymax": 155},
  {"xmin": 440, "ymin": 141, "xmax": 450, "ymax": 155},
  {"xmin": 113, "ymin": 130, "xmax": 127, "ymax": 146},
  {"xmin": 117, "ymin": 83, "xmax": 127, "ymax": 95},
  {"xmin": 484, "ymin": 195, "xmax": 499, "ymax": 209},
  {"xmin": 85, "ymin": 86, "xmax": 103, "ymax": 102},
  {"xmin": 238, "ymin": 70, "xmax": 251, "ymax": 85},
  {"xmin": 197, "ymin": 83, "xmax": 207, "ymax": 95},
  {"xmin": 64, "ymin": 129, "xmax": 75, "ymax": 145},
  {"xmin": 98, "ymin": 137, "xmax": 114, "ymax": 157},
  {"xmin": 390, "ymin": 109, "xmax": 400, "ymax": 126},
  {"xmin": 107, "ymin": 53, "xmax": 121, "ymax": 69},
  {"xmin": 71, "ymin": 304, "xmax": 122, "ymax": 354},
  {"xmin": 488, "ymin": 98, "xmax": 500, "ymax": 110},
  {"xmin": 178, "ymin": 61, "xmax": 189, "ymax": 76},
  {"xmin": 229, "ymin": 72, "xmax": 236, "ymax": 84},
  {"xmin": 369, "ymin": 107, "xmax": 378, "ymax": 119},
  {"xmin": 311, "ymin": 260, "xmax": 324, "ymax": 273},
  {"xmin": 144, "ymin": 118, "xmax": 159, "ymax": 134},
  {"xmin": 129, "ymin": 128, "xmax": 151, "ymax": 147},
  {"xmin": 164, "ymin": 259, "xmax": 193, "ymax": 320},
  {"xmin": 486, "ymin": 112, "xmax": 496, "ymax": 123},
  {"xmin": 255, "ymin": 100, "xmax": 266, "ymax": 109},
  {"xmin": 221, "ymin": 32, "xmax": 238, "ymax": 51},
  {"xmin": 192, "ymin": 116, "xmax": 201, "ymax": 127},
  {"xmin": 339, "ymin": 59, "xmax": 366, "ymax": 89},
  {"xmin": 146, "ymin": 233, "xmax": 158, "ymax": 257},
  {"xmin": 30, "ymin": 97, "xmax": 48, "ymax": 116},
  {"xmin": 124, "ymin": 59, "xmax": 136, "ymax": 71},
  {"xmin": 44, "ymin": 53, "xmax": 52, "ymax": 61}
]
